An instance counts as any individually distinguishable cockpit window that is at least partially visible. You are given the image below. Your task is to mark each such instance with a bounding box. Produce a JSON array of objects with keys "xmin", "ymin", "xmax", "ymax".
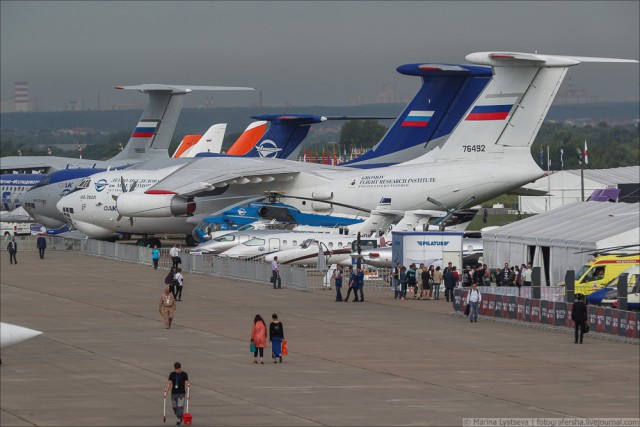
[
  {"xmin": 32, "ymin": 175, "xmax": 52, "ymax": 189},
  {"xmin": 300, "ymin": 239, "xmax": 315, "ymax": 249},
  {"xmin": 214, "ymin": 235, "xmax": 236, "ymax": 242},
  {"xmin": 68, "ymin": 177, "xmax": 92, "ymax": 194}
]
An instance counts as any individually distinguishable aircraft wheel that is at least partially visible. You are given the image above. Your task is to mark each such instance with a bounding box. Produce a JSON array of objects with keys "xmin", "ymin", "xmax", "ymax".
[
  {"xmin": 135, "ymin": 239, "xmax": 147, "ymax": 247},
  {"xmin": 185, "ymin": 235, "xmax": 197, "ymax": 247},
  {"xmin": 149, "ymin": 237, "xmax": 162, "ymax": 248}
]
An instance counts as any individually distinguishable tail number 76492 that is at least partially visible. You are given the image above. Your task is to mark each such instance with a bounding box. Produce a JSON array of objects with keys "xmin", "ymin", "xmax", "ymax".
[{"xmin": 463, "ymin": 145, "xmax": 485, "ymax": 152}]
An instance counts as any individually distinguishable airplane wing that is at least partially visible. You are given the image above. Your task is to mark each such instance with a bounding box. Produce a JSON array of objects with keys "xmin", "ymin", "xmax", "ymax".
[
  {"xmin": 507, "ymin": 187, "xmax": 549, "ymax": 196},
  {"xmin": 0, "ymin": 207, "xmax": 33, "ymax": 222},
  {"xmin": 144, "ymin": 157, "xmax": 307, "ymax": 197}
]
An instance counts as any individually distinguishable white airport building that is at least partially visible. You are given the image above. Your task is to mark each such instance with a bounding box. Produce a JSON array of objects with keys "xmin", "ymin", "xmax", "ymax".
[{"xmin": 482, "ymin": 200, "xmax": 640, "ymax": 286}]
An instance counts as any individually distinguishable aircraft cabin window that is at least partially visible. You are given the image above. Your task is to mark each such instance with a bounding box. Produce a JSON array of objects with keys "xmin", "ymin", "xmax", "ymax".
[
  {"xmin": 282, "ymin": 240, "xmax": 287, "ymax": 246},
  {"xmin": 328, "ymin": 242, "xmax": 334, "ymax": 249},
  {"xmin": 292, "ymin": 240, "xmax": 297, "ymax": 246}
]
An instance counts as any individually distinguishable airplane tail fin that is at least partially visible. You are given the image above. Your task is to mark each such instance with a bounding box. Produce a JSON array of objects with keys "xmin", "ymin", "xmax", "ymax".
[
  {"xmin": 172, "ymin": 135, "xmax": 203, "ymax": 158},
  {"xmin": 410, "ymin": 52, "xmax": 638, "ymax": 164},
  {"xmin": 226, "ymin": 121, "xmax": 268, "ymax": 155},
  {"xmin": 342, "ymin": 64, "xmax": 492, "ymax": 168},
  {"xmin": 244, "ymin": 114, "xmax": 326, "ymax": 159},
  {"xmin": 243, "ymin": 114, "xmax": 396, "ymax": 160},
  {"xmin": 182, "ymin": 124, "xmax": 227, "ymax": 157},
  {"xmin": 110, "ymin": 84, "xmax": 253, "ymax": 162}
]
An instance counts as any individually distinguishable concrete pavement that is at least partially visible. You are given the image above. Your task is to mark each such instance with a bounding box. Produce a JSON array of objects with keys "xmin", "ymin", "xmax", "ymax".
[{"xmin": 1, "ymin": 251, "xmax": 639, "ymax": 426}]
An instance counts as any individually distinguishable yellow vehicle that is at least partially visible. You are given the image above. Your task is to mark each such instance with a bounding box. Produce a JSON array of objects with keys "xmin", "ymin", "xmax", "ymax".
[{"xmin": 575, "ymin": 254, "xmax": 640, "ymax": 296}]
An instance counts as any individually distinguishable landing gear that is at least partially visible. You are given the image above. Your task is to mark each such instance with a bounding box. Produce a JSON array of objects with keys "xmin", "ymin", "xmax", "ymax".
[
  {"xmin": 136, "ymin": 236, "xmax": 162, "ymax": 248},
  {"xmin": 185, "ymin": 235, "xmax": 196, "ymax": 247}
]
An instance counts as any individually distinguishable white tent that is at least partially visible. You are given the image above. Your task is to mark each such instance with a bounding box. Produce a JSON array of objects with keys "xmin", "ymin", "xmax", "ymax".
[
  {"xmin": 519, "ymin": 166, "xmax": 639, "ymax": 213},
  {"xmin": 482, "ymin": 201, "xmax": 639, "ymax": 285}
]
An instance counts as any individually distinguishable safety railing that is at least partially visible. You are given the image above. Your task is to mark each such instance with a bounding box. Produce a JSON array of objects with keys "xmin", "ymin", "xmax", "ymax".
[{"xmin": 3, "ymin": 235, "xmax": 567, "ymax": 301}]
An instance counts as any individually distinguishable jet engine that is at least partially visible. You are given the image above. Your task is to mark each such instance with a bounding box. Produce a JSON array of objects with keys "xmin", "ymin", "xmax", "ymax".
[{"xmin": 116, "ymin": 192, "xmax": 195, "ymax": 217}]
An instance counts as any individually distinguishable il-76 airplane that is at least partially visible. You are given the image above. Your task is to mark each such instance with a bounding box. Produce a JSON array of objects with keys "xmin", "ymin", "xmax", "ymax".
[{"xmin": 57, "ymin": 52, "xmax": 638, "ymax": 244}]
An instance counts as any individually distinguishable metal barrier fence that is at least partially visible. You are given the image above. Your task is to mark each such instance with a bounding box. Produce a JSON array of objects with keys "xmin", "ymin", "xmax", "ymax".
[
  {"xmin": 3, "ymin": 236, "xmax": 567, "ymax": 301},
  {"xmin": 10, "ymin": 236, "xmax": 309, "ymax": 290},
  {"xmin": 469, "ymin": 285, "xmax": 565, "ymax": 302}
]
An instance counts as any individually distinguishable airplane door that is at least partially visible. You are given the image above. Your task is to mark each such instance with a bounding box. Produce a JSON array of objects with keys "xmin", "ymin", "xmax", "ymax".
[{"xmin": 269, "ymin": 238, "xmax": 280, "ymax": 252}]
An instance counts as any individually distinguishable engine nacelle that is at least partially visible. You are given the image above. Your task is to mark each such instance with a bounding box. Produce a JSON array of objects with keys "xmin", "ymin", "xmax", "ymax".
[{"xmin": 116, "ymin": 193, "xmax": 195, "ymax": 217}]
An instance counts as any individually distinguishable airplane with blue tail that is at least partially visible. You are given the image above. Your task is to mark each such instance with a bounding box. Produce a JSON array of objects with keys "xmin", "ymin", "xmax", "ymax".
[{"xmin": 192, "ymin": 199, "xmax": 364, "ymax": 243}]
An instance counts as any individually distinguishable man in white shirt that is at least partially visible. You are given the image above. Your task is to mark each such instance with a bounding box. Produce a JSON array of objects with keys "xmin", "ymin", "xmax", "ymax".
[
  {"xmin": 169, "ymin": 244, "xmax": 181, "ymax": 268},
  {"xmin": 523, "ymin": 263, "xmax": 533, "ymax": 286},
  {"xmin": 271, "ymin": 256, "xmax": 281, "ymax": 289},
  {"xmin": 466, "ymin": 283, "xmax": 482, "ymax": 323},
  {"xmin": 174, "ymin": 268, "xmax": 184, "ymax": 301}
]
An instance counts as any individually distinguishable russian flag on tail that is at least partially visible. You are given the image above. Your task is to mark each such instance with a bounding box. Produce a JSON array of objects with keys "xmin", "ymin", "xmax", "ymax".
[
  {"xmin": 131, "ymin": 121, "xmax": 159, "ymax": 138},
  {"xmin": 401, "ymin": 110, "xmax": 434, "ymax": 127},
  {"xmin": 465, "ymin": 104, "xmax": 512, "ymax": 121}
]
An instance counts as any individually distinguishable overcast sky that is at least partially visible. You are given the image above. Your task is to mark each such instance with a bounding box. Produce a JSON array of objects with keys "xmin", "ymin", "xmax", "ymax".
[{"xmin": 1, "ymin": 1, "xmax": 638, "ymax": 111}]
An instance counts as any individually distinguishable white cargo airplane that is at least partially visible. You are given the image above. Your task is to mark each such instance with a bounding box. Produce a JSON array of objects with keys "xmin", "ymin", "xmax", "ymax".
[
  {"xmin": 117, "ymin": 53, "xmax": 638, "ymax": 213},
  {"xmin": 57, "ymin": 52, "xmax": 638, "ymax": 243}
]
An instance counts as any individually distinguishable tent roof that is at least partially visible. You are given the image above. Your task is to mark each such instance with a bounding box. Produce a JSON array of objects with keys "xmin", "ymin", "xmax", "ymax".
[
  {"xmin": 483, "ymin": 201, "xmax": 640, "ymax": 248},
  {"xmin": 565, "ymin": 166, "xmax": 640, "ymax": 186}
]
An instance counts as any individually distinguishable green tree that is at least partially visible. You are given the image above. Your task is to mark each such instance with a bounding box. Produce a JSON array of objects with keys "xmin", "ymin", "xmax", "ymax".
[{"xmin": 338, "ymin": 120, "xmax": 388, "ymax": 150}]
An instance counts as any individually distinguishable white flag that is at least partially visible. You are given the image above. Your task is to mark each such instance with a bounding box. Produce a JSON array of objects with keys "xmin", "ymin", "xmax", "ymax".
[{"xmin": 584, "ymin": 140, "xmax": 589, "ymax": 165}]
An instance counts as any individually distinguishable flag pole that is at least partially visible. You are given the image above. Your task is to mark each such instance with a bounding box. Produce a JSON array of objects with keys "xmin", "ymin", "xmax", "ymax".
[{"xmin": 547, "ymin": 146, "xmax": 551, "ymax": 211}]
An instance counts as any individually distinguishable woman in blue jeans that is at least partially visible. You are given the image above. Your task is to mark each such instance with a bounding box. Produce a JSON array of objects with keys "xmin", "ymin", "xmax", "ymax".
[{"xmin": 466, "ymin": 283, "xmax": 482, "ymax": 322}]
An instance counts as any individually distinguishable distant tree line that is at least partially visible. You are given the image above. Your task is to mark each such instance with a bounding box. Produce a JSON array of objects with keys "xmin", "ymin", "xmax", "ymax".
[{"xmin": 1, "ymin": 121, "xmax": 638, "ymax": 171}]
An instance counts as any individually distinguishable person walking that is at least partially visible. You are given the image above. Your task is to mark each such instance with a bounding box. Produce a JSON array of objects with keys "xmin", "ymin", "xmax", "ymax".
[
  {"xmin": 399, "ymin": 266, "xmax": 408, "ymax": 300},
  {"xmin": 432, "ymin": 266, "xmax": 442, "ymax": 300},
  {"xmin": 165, "ymin": 362, "xmax": 189, "ymax": 426},
  {"xmin": 152, "ymin": 245, "xmax": 160, "ymax": 269},
  {"xmin": 7, "ymin": 237, "xmax": 17, "ymax": 264},
  {"xmin": 159, "ymin": 287, "xmax": 177, "ymax": 329},
  {"xmin": 174, "ymin": 268, "xmax": 184, "ymax": 301},
  {"xmin": 466, "ymin": 283, "xmax": 482, "ymax": 323},
  {"xmin": 36, "ymin": 235, "xmax": 47, "ymax": 259},
  {"xmin": 167, "ymin": 267, "xmax": 178, "ymax": 298},
  {"xmin": 344, "ymin": 267, "xmax": 356, "ymax": 302},
  {"xmin": 571, "ymin": 294, "xmax": 588, "ymax": 344},
  {"xmin": 251, "ymin": 314, "xmax": 268, "ymax": 364},
  {"xmin": 333, "ymin": 265, "xmax": 343, "ymax": 302},
  {"xmin": 169, "ymin": 244, "xmax": 181, "ymax": 269},
  {"xmin": 271, "ymin": 256, "xmax": 281, "ymax": 289},
  {"xmin": 269, "ymin": 313, "xmax": 285, "ymax": 363}
]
